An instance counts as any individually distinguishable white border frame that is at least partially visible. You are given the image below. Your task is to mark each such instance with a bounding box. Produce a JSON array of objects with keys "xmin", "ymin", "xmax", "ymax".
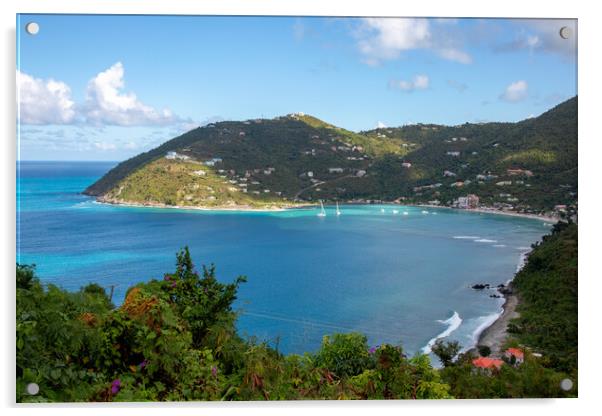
[{"xmin": 2, "ymin": 1, "xmax": 599, "ymax": 415}]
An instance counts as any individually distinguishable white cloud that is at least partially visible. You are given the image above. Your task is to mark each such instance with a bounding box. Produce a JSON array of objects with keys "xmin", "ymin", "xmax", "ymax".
[
  {"xmin": 376, "ymin": 121, "xmax": 387, "ymax": 129},
  {"xmin": 526, "ymin": 35, "xmax": 541, "ymax": 48},
  {"xmin": 436, "ymin": 48, "xmax": 472, "ymax": 64},
  {"xmin": 527, "ymin": 20, "xmax": 577, "ymax": 57},
  {"xmin": 500, "ymin": 80, "xmax": 528, "ymax": 102},
  {"xmin": 495, "ymin": 20, "xmax": 576, "ymax": 58},
  {"xmin": 123, "ymin": 141, "xmax": 139, "ymax": 150},
  {"xmin": 356, "ymin": 18, "xmax": 471, "ymax": 65},
  {"xmin": 17, "ymin": 70, "xmax": 76, "ymax": 125},
  {"xmin": 358, "ymin": 18, "xmax": 430, "ymax": 64},
  {"xmin": 83, "ymin": 62, "xmax": 178, "ymax": 126},
  {"xmin": 18, "ymin": 63, "xmax": 186, "ymax": 128},
  {"xmin": 389, "ymin": 74, "xmax": 430, "ymax": 92},
  {"xmin": 93, "ymin": 141, "xmax": 117, "ymax": 151}
]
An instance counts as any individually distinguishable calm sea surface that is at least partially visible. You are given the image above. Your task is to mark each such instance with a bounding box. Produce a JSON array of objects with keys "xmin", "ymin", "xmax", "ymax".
[{"xmin": 16, "ymin": 161, "xmax": 550, "ymax": 356}]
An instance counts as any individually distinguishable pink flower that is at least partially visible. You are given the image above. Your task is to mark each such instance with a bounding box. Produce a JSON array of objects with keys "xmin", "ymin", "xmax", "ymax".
[
  {"xmin": 111, "ymin": 379, "xmax": 121, "ymax": 394},
  {"xmin": 211, "ymin": 366, "xmax": 218, "ymax": 377}
]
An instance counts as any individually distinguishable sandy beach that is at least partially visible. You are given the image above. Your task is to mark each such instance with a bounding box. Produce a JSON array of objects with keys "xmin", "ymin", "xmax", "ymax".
[
  {"xmin": 475, "ymin": 293, "xmax": 520, "ymax": 356},
  {"xmin": 96, "ymin": 195, "xmax": 560, "ymax": 223},
  {"xmin": 96, "ymin": 197, "xmax": 313, "ymax": 212},
  {"xmin": 413, "ymin": 203, "xmax": 558, "ymax": 223},
  {"xmin": 469, "ymin": 208, "xmax": 557, "ymax": 223},
  {"xmin": 469, "ymin": 247, "xmax": 531, "ymax": 357}
]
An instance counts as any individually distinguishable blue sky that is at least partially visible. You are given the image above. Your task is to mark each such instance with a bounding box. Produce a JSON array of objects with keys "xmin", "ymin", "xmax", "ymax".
[{"xmin": 17, "ymin": 15, "xmax": 577, "ymax": 161}]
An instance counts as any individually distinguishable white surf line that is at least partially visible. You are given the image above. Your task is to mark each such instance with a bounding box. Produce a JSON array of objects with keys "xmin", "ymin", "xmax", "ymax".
[
  {"xmin": 461, "ymin": 311, "xmax": 502, "ymax": 353},
  {"xmin": 421, "ymin": 311, "xmax": 462, "ymax": 354},
  {"xmin": 516, "ymin": 251, "xmax": 530, "ymax": 273}
]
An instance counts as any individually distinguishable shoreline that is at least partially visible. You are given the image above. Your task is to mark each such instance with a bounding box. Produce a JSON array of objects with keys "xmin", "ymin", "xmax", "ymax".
[
  {"xmin": 467, "ymin": 248, "xmax": 530, "ymax": 357},
  {"xmin": 93, "ymin": 196, "xmax": 559, "ymax": 223},
  {"xmin": 411, "ymin": 203, "xmax": 558, "ymax": 223},
  {"xmin": 95, "ymin": 197, "xmax": 314, "ymax": 212},
  {"xmin": 473, "ymin": 293, "xmax": 519, "ymax": 357}
]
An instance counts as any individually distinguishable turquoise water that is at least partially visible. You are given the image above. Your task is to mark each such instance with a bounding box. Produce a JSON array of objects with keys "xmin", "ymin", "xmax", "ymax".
[{"xmin": 17, "ymin": 161, "xmax": 550, "ymax": 356}]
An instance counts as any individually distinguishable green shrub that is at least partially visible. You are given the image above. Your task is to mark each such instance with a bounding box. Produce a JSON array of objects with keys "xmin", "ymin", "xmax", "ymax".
[{"xmin": 314, "ymin": 333, "xmax": 372, "ymax": 377}]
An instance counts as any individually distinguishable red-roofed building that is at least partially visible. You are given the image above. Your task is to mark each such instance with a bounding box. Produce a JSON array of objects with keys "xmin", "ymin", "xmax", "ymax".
[
  {"xmin": 472, "ymin": 357, "xmax": 504, "ymax": 371},
  {"xmin": 504, "ymin": 348, "xmax": 525, "ymax": 364}
]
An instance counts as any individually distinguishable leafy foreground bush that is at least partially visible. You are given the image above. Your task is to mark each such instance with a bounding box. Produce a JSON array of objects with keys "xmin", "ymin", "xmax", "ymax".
[{"xmin": 16, "ymin": 247, "xmax": 575, "ymax": 402}]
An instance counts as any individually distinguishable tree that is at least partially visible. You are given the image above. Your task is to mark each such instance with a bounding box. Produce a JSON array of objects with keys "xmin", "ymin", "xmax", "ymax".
[
  {"xmin": 477, "ymin": 345, "xmax": 491, "ymax": 357},
  {"xmin": 431, "ymin": 340, "xmax": 461, "ymax": 367},
  {"xmin": 164, "ymin": 246, "xmax": 247, "ymax": 348},
  {"xmin": 16, "ymin": 263, "xmax": 36, "ymax": 290}
]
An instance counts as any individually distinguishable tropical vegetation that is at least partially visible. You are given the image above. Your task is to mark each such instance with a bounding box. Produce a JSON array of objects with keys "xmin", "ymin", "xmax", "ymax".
[
  {"xmin": 84, "ymin": 97, "xmax": 577, "ymax": 214},
  {"xmin": 17, "ymin": 222, "xmax": 578, "ymax": 401}
]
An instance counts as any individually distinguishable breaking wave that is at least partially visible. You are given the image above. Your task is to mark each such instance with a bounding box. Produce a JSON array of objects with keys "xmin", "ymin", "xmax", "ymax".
[
  {"xmin": 463, "ymin": 311, "xmax": 502, "ymax": 352},
  {"xmin": 421, "ymin": 311, "xmax": 462, "ymax": 354}
]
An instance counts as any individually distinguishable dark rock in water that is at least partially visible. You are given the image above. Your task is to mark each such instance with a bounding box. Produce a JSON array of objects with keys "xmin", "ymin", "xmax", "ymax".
[
  {"xmin": 489, "ymin": 294, "xmax": 501, "ymax": 298},
  {"xmin": 497, "ymin": 283, "xmax": 506, "ymax": 288},
  {"xmin": 472, "ymin": 283, "xmax": 490, "ymax": 290}
]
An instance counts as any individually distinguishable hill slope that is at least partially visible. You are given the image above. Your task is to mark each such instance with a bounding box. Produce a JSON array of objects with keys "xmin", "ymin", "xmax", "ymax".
[
  {"xmin": 84, "ymin": 98, "xmax": 577, "ymax": 213},
  {"xmin": 509, "ymin": 221, "xmax": 578, "ymax": 373}
]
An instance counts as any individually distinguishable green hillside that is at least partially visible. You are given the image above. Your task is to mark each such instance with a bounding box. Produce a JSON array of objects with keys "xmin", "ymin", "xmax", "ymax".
[
  {"xmin": 295, "ymin": 113, "xmax": 407, "ymax": 157},
  {"xmin": 101, "ymin": 158, "xmax": 292, "ymax": 209},
  {"xmin": 84, "ymin": 98, "xmax": 577, "ymax": 214},
  {"xmin": 509, "ymin": 221, "xmax": 578, "ymax": 373}
]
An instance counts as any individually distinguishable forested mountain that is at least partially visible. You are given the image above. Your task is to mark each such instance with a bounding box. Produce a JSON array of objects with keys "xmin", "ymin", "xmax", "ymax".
[{"xmin": 84, "ymin": 97, "xmax": 577, "ymax": 213}]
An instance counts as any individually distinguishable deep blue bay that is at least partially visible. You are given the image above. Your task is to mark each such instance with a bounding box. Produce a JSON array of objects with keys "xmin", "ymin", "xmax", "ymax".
[{"xmin": 16, "ymin": 161, "xmax": 551, "ymax": 357}]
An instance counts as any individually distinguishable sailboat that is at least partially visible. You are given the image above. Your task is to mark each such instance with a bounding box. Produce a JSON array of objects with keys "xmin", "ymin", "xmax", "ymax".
[
  {"xmin": 336, "ymin": 201, "xmax": 341, "ymax": 216},
  {"xmin": 317, "ymin": 200, "xmax": 326, "ymax": 217}
]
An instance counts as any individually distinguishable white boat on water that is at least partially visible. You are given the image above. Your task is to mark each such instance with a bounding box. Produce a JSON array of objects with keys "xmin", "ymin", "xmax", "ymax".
[
  {"xmin": 317, "ymin": 200, "xmax": 326, "ymax": 217},
  {"xmin": 392, "ymin": 209, "xmax": 399, "ymax": 214},
  {"xmin": 403, "ymin": 211, "xmax": 409, "ymax": 216},
  {"xmin": 336, "ymin": 201, "xmax": 341, "ymax": 216}
]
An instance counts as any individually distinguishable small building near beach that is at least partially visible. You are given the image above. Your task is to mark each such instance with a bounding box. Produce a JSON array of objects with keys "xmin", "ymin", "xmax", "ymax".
[
  {"xmin": 504, "ymin": 348, "xmax": 524, "ymax": 365},
  {"xmin": 456, "ymin": 194, "xmax": 479, "ymax": 209},
  {"xmin": 472, "ymin": 357, "xmax": 504, "ymax": 371}
]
